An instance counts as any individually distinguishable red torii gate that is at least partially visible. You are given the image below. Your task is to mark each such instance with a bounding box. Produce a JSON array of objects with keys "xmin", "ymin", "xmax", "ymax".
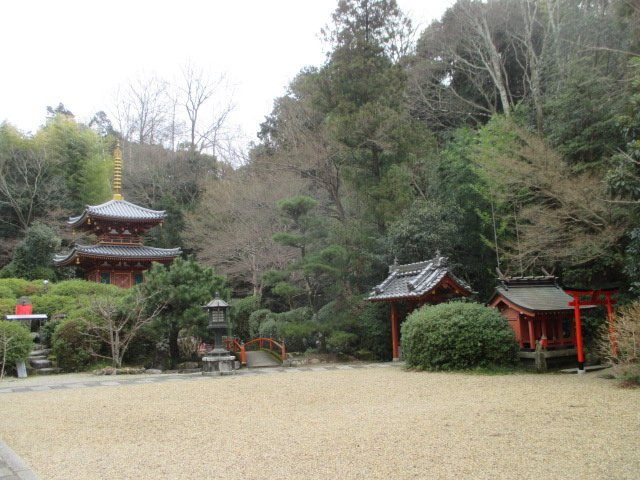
[{"xmin": 565, "ymin": 287, "xmax": 617, "ymax": 374}]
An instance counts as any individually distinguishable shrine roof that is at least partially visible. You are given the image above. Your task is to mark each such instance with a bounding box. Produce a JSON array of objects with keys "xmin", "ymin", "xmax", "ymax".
[
  {"xmin": 54, "ymin": 244, "xmax": 181, "ymax": 266},
  {"xmin": 68, "ymin": 199, "xmax": 166, "ymax": 226},
  {"xmin": 490, "ymin": 276, "xmax": 594, "ymax": 312},
  {"xmin": 368, "ymin": 256, "xmax": 474, "ymax": 302}
]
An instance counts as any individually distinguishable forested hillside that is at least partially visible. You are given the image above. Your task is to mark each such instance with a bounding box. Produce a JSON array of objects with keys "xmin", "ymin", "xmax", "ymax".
[{"xmin": 1, "ymin": 0, "xmax": 639, "ymax": 359}]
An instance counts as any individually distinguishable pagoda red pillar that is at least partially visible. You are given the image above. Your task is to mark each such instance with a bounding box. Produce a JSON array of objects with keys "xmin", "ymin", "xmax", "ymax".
[{"xmin": 391, "ymin": 302, "xmax": 400, "ymax": 361}]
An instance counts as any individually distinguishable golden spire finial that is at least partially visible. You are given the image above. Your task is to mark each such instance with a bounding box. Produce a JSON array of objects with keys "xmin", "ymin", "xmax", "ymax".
[{"xmin": 113, "ymin": 141, "xmax": 123, "ymax": 200}]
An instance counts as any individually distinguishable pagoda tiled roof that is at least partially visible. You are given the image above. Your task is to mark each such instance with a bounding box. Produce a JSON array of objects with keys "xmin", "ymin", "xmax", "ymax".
[
  {"xmin": 54, "ymin": 244, "xmax": 181, "ymax": 266},
  {"xmin": 68, "ymin": 199, "xmax": 166, "ymax": 226},
  {"xmin": 489, "ymin": 276, "xmax": 594, "ymax": 312},
  {"xmin": 368, "ymin": 256, "xmax": 474, "ymax": 301}
]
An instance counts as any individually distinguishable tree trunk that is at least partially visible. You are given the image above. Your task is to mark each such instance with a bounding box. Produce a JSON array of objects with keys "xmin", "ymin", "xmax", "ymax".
[{"xmin": 169, "ymin": 323, "xmax": 180, "ymax": 367}]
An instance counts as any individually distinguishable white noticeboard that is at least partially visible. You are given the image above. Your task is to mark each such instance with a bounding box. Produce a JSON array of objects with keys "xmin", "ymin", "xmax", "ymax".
[{"xmin": 16, "ymin": 361, "xmax": 27, "ymax": 378}]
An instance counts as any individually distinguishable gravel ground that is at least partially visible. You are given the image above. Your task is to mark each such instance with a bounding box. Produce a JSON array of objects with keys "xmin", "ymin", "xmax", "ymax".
[{"xmin": 0, "ymin": 368, "xmax": 638, "ymax": 480}]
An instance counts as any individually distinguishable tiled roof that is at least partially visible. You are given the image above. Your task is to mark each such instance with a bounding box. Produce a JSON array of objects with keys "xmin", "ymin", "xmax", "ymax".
[
  {"xmin": 368, "ymin": 256, "xmax": 474, "ymax": 301},
  {"xmin": 490, "ymin": 276, "xmax": 594, "ymax": 312},
  {"xmin": 203, "ymin": 298, "xmax": 230, "ymax": 309},
  {"xmin": 68, "ymin": 199, "xmax": 166, "ymax": 226},
  {"xmin": 54, "ymin": 244, "xmax": 181, "ymax": 266}
]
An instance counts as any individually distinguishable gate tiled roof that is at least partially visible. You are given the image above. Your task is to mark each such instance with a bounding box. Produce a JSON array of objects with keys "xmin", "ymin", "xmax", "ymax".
[{"xmin": 368, "ymin": 256, "xmax": 473, "ymax": 301}]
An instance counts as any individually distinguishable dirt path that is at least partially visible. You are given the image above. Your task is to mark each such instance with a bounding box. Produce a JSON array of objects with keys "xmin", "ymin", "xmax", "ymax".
[{"xmin": 0, "ymin": 368, "xmax": 638, "ymax": 479}]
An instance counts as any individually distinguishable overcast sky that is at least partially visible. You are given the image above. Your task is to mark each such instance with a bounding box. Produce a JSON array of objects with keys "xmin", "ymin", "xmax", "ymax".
[{"xmin": 0, "ymin": 0, "xmax": 454, "ymax": 146}]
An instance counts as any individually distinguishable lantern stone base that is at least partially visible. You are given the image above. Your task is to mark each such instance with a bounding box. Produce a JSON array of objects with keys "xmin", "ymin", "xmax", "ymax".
[{"xmin": 202, "ymin": 348, "xmax": 237, "ymax": 376}]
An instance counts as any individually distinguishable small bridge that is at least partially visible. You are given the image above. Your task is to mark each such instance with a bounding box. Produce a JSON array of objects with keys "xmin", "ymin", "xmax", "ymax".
[{"xmin": 223, "ymin": 337, "xmax": 286, "ymax": 368}]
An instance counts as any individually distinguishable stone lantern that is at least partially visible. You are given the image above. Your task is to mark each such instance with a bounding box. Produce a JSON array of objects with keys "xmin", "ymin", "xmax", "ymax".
[
  {"xmin": 204, "ymin": 293, "xmax": 230, "ymax": 349},
  {"xmin": 201, "ymin": 293, "xmax": 236, "ymax": 376}
]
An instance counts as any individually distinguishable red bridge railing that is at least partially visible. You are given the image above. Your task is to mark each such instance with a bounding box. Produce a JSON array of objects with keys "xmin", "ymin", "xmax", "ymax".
[
  {"xmin": 218, "ymin": 337, "xmax": 286, "ymax": 365},
  {"xmin": 244, "ymin": 337, "xmax": 287, "ymax": 362},
  {"xmin": 222, "ymin": 337, "xmax": 247, "ymax": 365}
]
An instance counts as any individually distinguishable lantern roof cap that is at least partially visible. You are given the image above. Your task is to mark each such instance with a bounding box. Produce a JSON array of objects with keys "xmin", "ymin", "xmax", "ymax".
[{"xmin": 203, "ymin": 296, "xmax": 229, "ymax": 309}]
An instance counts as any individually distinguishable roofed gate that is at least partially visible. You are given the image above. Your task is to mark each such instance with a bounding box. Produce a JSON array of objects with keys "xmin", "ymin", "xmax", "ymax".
[{"xmin": 368, "ymin": 255, "xmax": 474, "ymax": 360}]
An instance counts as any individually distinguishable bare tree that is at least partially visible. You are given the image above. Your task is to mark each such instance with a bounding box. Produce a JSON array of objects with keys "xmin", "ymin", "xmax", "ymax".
[
  {"xmin": 87, "ymin": 291, "xmax": 165, "ymax": 368},
  {"xmin": 181, "ymin": 62, "xmax": 234, "ymax": 157},
  {"xmin": 184, "ymin": 167, "xmax": 300, "ymax": 295},
  {"xmin": 112, "ymin": 74, "xmax": 170, "ymax": 145},
  {"xmin": 0, "ymin": 142, "xmax": 59, "ymax": 231},
  {"xmin": 259, "ymin": 93, "xmax": 347, "ymax": 222},
  {"xmin": 473, "ymin": 118, "xmax": 629, "ymax": 272},
  {"xmin": 408, "ymin": 0, "xmax": 518, "ymax": 129}
]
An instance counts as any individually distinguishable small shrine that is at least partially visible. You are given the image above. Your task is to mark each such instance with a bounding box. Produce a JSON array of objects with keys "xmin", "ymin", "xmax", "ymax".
[
  {"xmin": 489, "ymin": 275, "xmax": 599, "ymax": 370},
  {"xmin": 54, "ymin": 143, "xmax": 181, "ymax": 287},
  {"xmin": 368, "ymin": 255, "xmax": 475, "ymax": 360}
]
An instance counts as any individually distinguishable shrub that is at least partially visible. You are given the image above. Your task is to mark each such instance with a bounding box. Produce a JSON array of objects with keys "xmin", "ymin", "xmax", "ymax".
[
  {"xmin": 48, "ymin": 279, "xmax": 123, "ymax": 297},
  {"xmin": 258, "ymin": 318, "xmax": 279, "ymax": 338},
  {"xmin": 3, "ymin": 223, "xmax": 61, "ymax": 280},
  {"xmin": 231, "ymin": 295, "xmax": 261, "ymax": 340},
  {"xmin": 278, "ymin": 321, "xmax": 316, "ymax": 352},
  {"xmin": 276, "ymin": 307, "xmax": 313, "ymax": 324},
  {"xmin": 249, "ymin": 309, "xmax": 273, "ymax": 338},
  {"xmin": 317, "ymin": 297, "xmax": 391, "ymax": 360},
  {"xmin": 39, "ymin": 317, "xmax": 62, "ymax": 348},
  {"xmin": 599, "ymin": 301, "xmax": 640, "ymax": 385},
  {"xmin": 0, "ymin": 278, "xmax": 34, "ymax": 297},
  {"xmin": 30, "ymin": 294, "xmax": 78, "ymax": 318},
  {"xmin": 0, "ymin": 286, "xmax": 14, "ymax": 298},
  {"xmin": 52, "ymin": 317, "xmax": 101, "ymax": 371},
  {"xmin": 327, "ymin": 330, "xmax": 359, "ymax": 353},
  {"xmin": 402, "ymin": 302, "xmax": 519, "ymax": 370},
  {"xmin": 0, "ymin": 298, "xmax": 16, "ymax": 317},
  {"xmin": 123, "ymin": 325, "xmax": 166, "ymax": 368},
  {"xmin": 0, "ymin": 321, "xmax": 33, "ymax": 377}
]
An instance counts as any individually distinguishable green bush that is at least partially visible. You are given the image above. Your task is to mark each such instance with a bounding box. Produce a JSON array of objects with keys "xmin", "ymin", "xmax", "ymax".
[
  {"xmin": 327, "ymin": 330, "xmax": 359, "ymax": 353},
  {"xmin": 0, "ymin": 278, "xmax": 43, "ymax": 297},
  {"xmin": 278, "ymin": 321, "xmax": 317, "ymax": 352},
  {"xmin": 123, "ymin": 325, "xmax": 166, "ymax": 369},
  {"xmin": 231, "ymin": 295, "xmax": 261, "ymax": 340},
  {"xmin": 48, "ymin": 279, "xmax": 123, "ymax": 297},
  {"xmin": 258, "ymin": 318, "xmax": 279, "ymax": 338},
  {"xmin": 276, "ymin": 307, "xmax": 313, "ymax": 324},
  {"xmin": 39, "ymin": 317, "xmax": 62, "ymax": 348},
  {"xmin": 31, "ymin": 294, "xmax": 78, "ymax": 318},
  {"xmin": 0, "ymin": 298, "xmax": 16, "ymax": 317},
  {"xmin": 249, "ymin": 309, "xmax": 273, "ymax": 338},
  {"xmin": 401, "ymin": 302, "xmax": 519, "ymax": 370},
  {"xmin": 0, "ymin": 286, "xmax": 14, "ymax": 298},
  {"xmin": 316, "ymin": 297, "xmax": 391, "ymax": 360},
  {"xmin": 0, "ymin": 321, "xmax": 33, "ymax": 376},
  {"xmin": 51, "ymin": 316, "xmax": 101, "ymax": 371}
]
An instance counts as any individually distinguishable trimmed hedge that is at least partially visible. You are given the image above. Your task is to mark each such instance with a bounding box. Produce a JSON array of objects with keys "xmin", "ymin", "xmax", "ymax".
[
  {"xmin": 48, "ymin": 279, "xmax": 123, "ymax": 297},
  {"xmin": 401, "ymin": 302, "xmax": 518, "ymax": 370},
  {"xmin": 0, "ymin": 278, "xmax": 44, "ymax": 297}
]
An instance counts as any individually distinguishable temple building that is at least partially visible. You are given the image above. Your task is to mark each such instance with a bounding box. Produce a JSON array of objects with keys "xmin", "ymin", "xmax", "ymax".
[
  {"xmin": 489, "ymin": 276, "xmax": 581, "ymax": 351},
  {"xmin": 54, "ymin": 143, "xmax": 181, "ymax": 287},
  {"xmin": 368, "ymin": 255, "xmax": 475, "ymax": 360}
]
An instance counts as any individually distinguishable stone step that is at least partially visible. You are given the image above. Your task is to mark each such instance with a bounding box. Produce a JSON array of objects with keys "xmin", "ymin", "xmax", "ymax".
[
  {"xmin": 30, "ymin": 349, "xmax": 51, "ymax": 357},
  {"xmin": 29, "ymin": 358, "xmax": 52, "ymax": 369},
  {"xmin": 30, "ymin": 367, "xmax": 61, "ymax": 375},
  {"xmin": 29, "ymin": 355, "xmax": 48, "ymax": 361}
]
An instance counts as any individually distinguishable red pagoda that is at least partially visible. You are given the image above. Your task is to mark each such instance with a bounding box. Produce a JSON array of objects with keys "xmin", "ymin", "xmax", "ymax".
[{"xmin": 54, "ymin": 143, "xmax": 181, "ymax": 288}]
